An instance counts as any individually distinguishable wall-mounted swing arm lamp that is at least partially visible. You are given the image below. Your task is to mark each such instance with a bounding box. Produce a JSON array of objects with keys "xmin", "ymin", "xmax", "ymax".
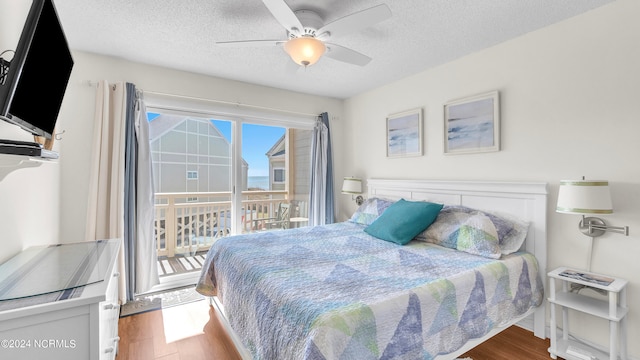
[
  {"xmin": 556, "ymin": 179, "xmax": 629, "ymax": 292},
  {"xmin": 556, "ymin": 179, "xmax": 629, "ymax": 237},
  {"xmin": 342, "ymin": 177, "xmax": 364, "ymax": 206}
]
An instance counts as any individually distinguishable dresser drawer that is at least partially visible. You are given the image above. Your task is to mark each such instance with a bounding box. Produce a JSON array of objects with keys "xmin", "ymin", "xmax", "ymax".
[{"xmin": 99, "ymin": 265, "xmax": 120, "ymax": 360}]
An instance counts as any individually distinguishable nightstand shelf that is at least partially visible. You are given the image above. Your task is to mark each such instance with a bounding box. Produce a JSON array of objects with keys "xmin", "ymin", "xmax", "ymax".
[
  {"xmin": 552, "ymin": 292, "xmax": 627, "ymax": 322},
  {"xmin": 548, "ymin": 267, "xmax": 628, "ymax": 360}
]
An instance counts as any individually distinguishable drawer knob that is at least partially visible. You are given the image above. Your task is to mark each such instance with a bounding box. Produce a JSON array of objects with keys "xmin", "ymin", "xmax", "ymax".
[
  {"xmin": 113, "ymin": 272, "xmax": 120, "ymax": 278},
  {"xmin": 104, "ymin": 346, "xmax": 114, "ymax": 353},
  {"xmin": 103, "ymin": 303, "xmax": 117, "ymax": 310}
]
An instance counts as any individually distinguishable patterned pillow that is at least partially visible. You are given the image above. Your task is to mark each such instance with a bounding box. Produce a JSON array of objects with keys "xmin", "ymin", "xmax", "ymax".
[
  {"xmin": 348, "ymin": 197, "xmax": 395, "ymax": 225},
  {"xmin": 454, "ymin": 214, "xmax": 501, "ymax": 258},
  {"xmin": 489, "ymin": 209, "xmax": 530, "ymax": 255},
  {"xmin": 416, "ymin": 205, "xmax": 529, "ymax": 257}
]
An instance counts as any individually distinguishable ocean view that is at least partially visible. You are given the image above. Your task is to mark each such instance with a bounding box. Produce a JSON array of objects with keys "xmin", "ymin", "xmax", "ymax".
[{"xmin": 248, "ymin": 176, "xmax": 269, "ymax": 190}]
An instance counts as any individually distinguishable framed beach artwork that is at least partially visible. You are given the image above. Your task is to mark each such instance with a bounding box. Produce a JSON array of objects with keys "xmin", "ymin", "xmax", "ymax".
[
  {"xmin": 386, "ymin": 108, "xmax": 423, "ymax": 157},
  {"xmin": 444, "ymin": 91, "xmax": 500, "ymax": 154}
]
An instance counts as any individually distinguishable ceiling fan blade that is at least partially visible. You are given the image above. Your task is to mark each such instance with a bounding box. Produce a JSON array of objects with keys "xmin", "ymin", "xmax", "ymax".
[
  {"xmin": 317, "ymin": 4, "xmax": 391, "ymax": 39},
  {"xmin": 285, "ymin": 59, "xmax": 304, "ymax": 74},
  {"xmin": 325, "ymin": 43, "xmax": 372, "ymax": 66},
  {"xmin": 262, "ymin": 0, "xmax": 303, "ymax": 34},
  {"xmin": 216, "ymin": 40, "xmax": 284, "ymax": 47}
]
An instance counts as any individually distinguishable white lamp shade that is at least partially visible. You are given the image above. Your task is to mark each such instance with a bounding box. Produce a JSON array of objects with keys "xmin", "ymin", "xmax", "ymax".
[
  {"xmin": 341, "ymin": 177, "xmax": 362, "ymax": 194},
  {"xmin": 556, "ymin": 180, "xmax": 613, "ymax": 214},
  {"xmin": 284, "ymin": 37, "xmax": 326, "ymax": 66}
]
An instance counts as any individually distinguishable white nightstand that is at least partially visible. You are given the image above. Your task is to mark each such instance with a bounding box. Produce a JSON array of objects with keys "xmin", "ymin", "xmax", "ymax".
[{"xmin": 548, "ymin": 267, "xmax": 628, "ymax": 360}]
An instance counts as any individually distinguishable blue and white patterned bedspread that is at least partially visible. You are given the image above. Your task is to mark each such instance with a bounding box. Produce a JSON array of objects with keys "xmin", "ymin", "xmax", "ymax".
[{"xmin": 196, "ymin": 221, "xmax": 544, "ymax": 360}]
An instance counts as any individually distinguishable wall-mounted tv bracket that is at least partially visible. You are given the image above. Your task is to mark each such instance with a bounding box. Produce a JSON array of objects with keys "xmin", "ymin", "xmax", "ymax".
[
  {"xmin": 0, "ymin": 58, "xmax": 9, "ymax": 86},
  {"xmin": 0, "ymin": 50, "xmax": 14, "ymax": 86}
]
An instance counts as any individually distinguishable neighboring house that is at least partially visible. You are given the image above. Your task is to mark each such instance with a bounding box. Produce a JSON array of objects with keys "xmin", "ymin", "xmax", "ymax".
[
  {"xmin": 266, "ymin": 129, "xmax": 312, "ymax": 218},
  {"xmin": 265, "ymin": 129, "xmax": 312, "ymax": 194},
  {"xmin": 265, "ymin": 134, "xmax": 286, "ymax": 191},
  {"xmin": 149, "ymin": 114, "xmax": 248, "ymax": 199}
]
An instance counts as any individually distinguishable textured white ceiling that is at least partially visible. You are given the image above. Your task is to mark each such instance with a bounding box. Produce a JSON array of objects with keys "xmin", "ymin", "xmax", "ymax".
[{"xmin": 54, "ymin": 0, "xmax": 615, "ymax": 99}]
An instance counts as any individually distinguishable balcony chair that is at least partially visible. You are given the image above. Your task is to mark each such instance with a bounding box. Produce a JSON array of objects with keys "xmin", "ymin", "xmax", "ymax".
[{"xmin": 263, "ymin": 202, "xmax": 291, "ymax": 230}]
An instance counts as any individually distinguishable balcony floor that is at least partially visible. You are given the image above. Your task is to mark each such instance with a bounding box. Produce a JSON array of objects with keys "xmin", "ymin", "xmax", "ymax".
[{"xmin": 157, "ymin": 251, "xmax": 209, "ymax": 277}]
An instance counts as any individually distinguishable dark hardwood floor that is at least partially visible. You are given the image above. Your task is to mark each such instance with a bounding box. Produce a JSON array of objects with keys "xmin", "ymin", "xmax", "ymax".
[
  {"xmin": 116, "ymin": 299, "xmax": 554, "ymax": 360},
  {"xmin": 460, "ymin": 324, "xmax": 554, "ymax": 360}
]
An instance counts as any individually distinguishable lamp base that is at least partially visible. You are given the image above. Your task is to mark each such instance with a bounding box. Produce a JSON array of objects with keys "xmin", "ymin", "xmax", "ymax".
[
  {"xmin": 355, "ymin": 195, "xmax": 364, "ymax": 206},
  {"xmin": 579, "ymin": 217, "xmax": 606, "ymax": 237}
]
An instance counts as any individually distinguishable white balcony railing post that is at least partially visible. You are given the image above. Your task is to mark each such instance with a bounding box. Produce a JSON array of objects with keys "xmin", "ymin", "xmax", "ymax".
[{"xmin": 165, "ymin": 195, "xmax": 176, "ymax": 257}]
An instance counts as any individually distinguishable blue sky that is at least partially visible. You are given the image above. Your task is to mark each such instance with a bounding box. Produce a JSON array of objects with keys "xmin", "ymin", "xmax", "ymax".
[{"xmin": 213, "ymin": 120, "xmax": 284, "ymax": 177}]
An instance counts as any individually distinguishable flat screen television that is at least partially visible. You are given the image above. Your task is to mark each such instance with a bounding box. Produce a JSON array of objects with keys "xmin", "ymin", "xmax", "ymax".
[{"xmin": 0, "ymin": 0, "xmax": 74, "ymax": 140}]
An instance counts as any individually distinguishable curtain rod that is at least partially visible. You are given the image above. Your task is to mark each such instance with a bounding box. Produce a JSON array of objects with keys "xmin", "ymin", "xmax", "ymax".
[{"xmin": 85, "ymin": 80, "xmax": 320, "ymax": 118}]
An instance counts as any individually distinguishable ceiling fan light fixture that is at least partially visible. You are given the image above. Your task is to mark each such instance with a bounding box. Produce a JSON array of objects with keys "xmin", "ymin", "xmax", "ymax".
[{"xmin": 284, "ymin": 36, "xmax": 326, "ymax": 67}]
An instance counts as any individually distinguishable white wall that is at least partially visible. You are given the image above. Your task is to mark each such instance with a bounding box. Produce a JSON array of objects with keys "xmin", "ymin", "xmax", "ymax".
[
  {"xmin": 57, "ymin": 52, "xmax": 343, "ymax": 244},
  {"xmin": 0, "ymin": 0, "xmax": 30, "ymax": 48},
  {"xmin": 341, "ymin": 0, "xmax": 639, "ymax": 356},
  {"xmin": 0, "ymin": 139, "xmax": 61, "ymax": 263}
]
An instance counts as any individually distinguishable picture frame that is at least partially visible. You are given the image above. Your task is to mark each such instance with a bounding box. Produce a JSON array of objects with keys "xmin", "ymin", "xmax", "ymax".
[
  {"xmin": 386, "ymin": 108, "xmax": 423, "ymax": 158},
  {"xmin": 444, "ymin": 91, "xmax": 500, "ymax": 155}
]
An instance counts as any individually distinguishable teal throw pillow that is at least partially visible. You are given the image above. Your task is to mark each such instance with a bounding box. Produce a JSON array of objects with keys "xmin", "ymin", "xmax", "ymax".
[{"xmin": 364, "ymin": 199, "xmax": 443, "ymax": 245}]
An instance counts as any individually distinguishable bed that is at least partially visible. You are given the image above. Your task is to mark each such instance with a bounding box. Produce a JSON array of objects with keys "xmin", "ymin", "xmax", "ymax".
[{"xmin": 196, "ymin": 179, "xmax": 548, "ymax": 359}]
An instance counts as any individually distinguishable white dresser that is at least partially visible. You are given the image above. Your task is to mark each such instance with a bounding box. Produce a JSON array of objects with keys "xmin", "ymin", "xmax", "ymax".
[{"xmin": 0, "ymin": 239, "xmax": 121, "ymax": 360}]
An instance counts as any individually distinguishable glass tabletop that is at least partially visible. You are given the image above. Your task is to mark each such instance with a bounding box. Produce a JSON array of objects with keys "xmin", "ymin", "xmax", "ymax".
[{"xmin": 0, "ymin": 240, "xmax": 115, "ymax": 301}]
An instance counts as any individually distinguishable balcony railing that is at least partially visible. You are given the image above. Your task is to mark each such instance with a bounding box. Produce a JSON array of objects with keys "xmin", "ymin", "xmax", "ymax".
[{"xmin": 154, "ymin": 190, "xmax": 290, "ymax": 257}]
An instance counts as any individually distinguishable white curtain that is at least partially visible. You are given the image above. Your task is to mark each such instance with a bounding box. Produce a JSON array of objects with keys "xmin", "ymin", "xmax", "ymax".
[
  {"xmin": 86, "ymin": 81, "xmax": 158, "ymax": 304},
  {"xmin": 86, "ymin": 81, "xmax": 127, "ymax": 303},
  {"xmin": 133, "ymin": 89, "xmax": 158, "ymax": 294}
]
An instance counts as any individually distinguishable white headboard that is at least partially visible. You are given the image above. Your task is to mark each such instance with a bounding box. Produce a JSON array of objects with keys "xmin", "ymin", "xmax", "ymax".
[{"xmin": 367, "ymin": 178, "xmax": 548, "ymax": 338}]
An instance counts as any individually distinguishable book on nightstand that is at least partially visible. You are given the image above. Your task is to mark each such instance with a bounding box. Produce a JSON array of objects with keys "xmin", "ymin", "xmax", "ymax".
[{"xmin": 558, "ymin": 269, "xmax": 614, "ymax": 287}]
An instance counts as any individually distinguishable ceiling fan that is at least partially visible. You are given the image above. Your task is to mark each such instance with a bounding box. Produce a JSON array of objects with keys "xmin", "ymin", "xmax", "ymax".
[{"xmin": 216, "ymin": 0, "xmax": 392, "ymax": 67}]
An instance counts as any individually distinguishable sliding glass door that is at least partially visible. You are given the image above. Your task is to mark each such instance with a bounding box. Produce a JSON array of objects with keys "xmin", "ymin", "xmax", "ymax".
[
  {"xmin": 241, "ymin": 123, "xmax": 287, "ymax": 232},
  {"xmin": 149, "ymin": 113, "xmax": 233, "ymax": 281},
  {"xmin": 147, "ymin": 109, "xmax": 311, "ymax": 283}
]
